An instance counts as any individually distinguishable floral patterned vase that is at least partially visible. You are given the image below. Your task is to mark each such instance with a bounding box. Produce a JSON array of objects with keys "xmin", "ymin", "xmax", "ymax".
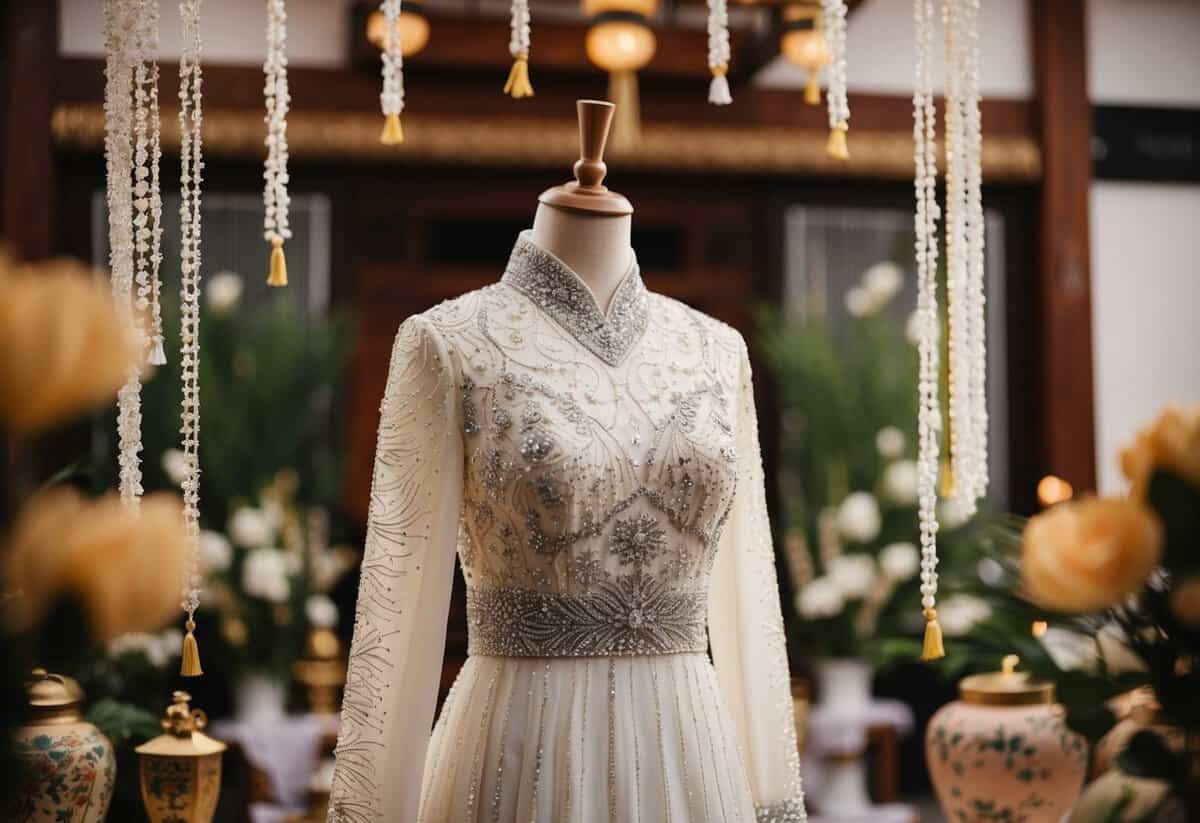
[
  {"xmin": 927, "ymin": 657, "xmax": 1086, "ymax": 823},
  {"xmin": 7, "ymin": 669, "xmax": 116, "ymax": 823}
]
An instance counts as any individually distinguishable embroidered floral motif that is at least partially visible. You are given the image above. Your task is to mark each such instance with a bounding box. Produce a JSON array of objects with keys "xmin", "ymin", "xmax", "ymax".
[{"xmin": 610, "ymin": 513, "xmax": 667, "ymax": 567}]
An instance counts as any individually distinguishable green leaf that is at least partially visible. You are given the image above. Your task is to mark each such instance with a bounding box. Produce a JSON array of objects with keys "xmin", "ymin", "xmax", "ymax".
[{"xmin": 1146, "ymin": 470, "xmax": 1200, "ymax": 573}]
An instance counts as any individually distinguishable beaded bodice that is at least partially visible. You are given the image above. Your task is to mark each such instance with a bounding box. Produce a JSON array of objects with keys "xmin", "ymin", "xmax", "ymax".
[{"xmin": 439, "ymin": 235, "xmax": 743, "ymax": 656}]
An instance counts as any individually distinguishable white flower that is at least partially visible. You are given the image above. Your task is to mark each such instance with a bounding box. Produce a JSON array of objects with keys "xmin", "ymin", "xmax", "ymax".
[
  {"xmin": 160, "ymin": 448, "xmax": 190, "ymax": 486},
  {"xmin": 199, "ymin": 530, "xmax": 233, "ymax": 573},
  {"xmin": 242, "ymin": 548, "xmax": 291, "ymax": 603},
  {"xmin": 109, "ymin": 632, "xmax": 169, "ymax": 668},
  {"xmin": 206, "ymin": 271, "xmax": 243, "ymax": 313},
  {"xmin": 844, "ymin": 287, "xmax": 873, "ymax": 318},
  {"xmin": 906, "ymin": 309, "xmax": 939, "ymax": 346},
  {"xmin": 159, "ymin": 627, "xmax": 183, "ymax": 660},
  {"xmin": 1096, "ymin": 622, "xmax": 1147, "ymax": 676},
  {"xmin": 938, "ymin": 497, "xmax": 973, "ymax": 530},
  {"xmin": 229, "ymin": 507, "xmax": 274, "ymax": 549},
  {"xmin": 1039, "ymin": 626, "xmax": 1097, "ymax": 672},
  {"xmin": 862, "ymin": 261, "xmax": 904, "ymax": 306},
  {"xmin": 828, "ymin": 553, "xmax": 877, "ymax": 599},
  {"xmin": 880, "ymin": 542, "xmax": 919, "ymax": 581},
  {"xmin": 875, "ymin": 426, "xmax": 906, "ymax": 459},
  {"xmin": 305, "ymin": 594, "xmax": 339, "ymax": 629},
  {"xmin": 881, "ymin": 460, "xmax": 919, "ymax": 506},
  {"xmin": 796, "ymin": 577, "xmax": 845, "ymax": 619},
  {"xmin": 836, "ymin": 491, "xmax": 882, "ymax": 543},
  {"xmin": 936, "ymin": 594, "xmax": 992, "ymax": 637}
]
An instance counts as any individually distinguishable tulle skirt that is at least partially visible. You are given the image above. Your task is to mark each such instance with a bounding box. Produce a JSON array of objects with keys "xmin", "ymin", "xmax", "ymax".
[{"xmin": 417, "ymin": 653, "xmax": 759, "ymax": 823}]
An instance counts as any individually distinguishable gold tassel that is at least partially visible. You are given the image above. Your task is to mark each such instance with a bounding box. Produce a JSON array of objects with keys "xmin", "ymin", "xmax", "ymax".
[
  {"xmin": 380, "ymin": 112, "xmax": 404, "ymax": 145},
  {"xmin": 267, "ymin": 237, "xmax": 288, "ymax": 287},
  {"xmin": 180, "ymin": 619, "xmax": 203, "ymax": 676},
  {"xmin": 921, "ymin": 608, "xmax": 945, "ymax": 661},
  {"xmin": 608, "ymin": 70, "xmax": 641, "ymax": 150},
  {"xmin": 503, "ymin": 53, "xmax": 534, "ymax": 99},
  {"xmin": 827, "ymin": 121, "xmax": 849, "ymax": 160},
  {"xmin": 804, "ymin": 72, "xmax": 821, "ymax": 106}
]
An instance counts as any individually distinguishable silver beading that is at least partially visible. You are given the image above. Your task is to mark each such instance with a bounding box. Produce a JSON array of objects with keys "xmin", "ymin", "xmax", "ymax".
[{"xmin": 263, "ymin": 0, "xmax": 292, "ymax": 248}]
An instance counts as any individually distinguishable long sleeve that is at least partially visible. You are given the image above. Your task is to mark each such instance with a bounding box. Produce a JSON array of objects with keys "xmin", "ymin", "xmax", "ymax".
[
  {"xmin": 708, "ymin": 338, "xmax": 807, "ymax": 823},
  {"xmin": 329, "ymin": 316, "xmax": 464, "ymax": 823}
]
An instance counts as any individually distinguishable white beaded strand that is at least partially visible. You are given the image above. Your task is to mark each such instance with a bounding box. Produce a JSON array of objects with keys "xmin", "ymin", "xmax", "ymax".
[
  {"xmin": 104, "ymin": 0, "xmax": 144, "ymax": 504},
  {"xmin": 706, "ymin": 0, "xmax": 732, "ymax": 105},
  {"xmin": 132, "ymin": 0, "xmax": 165, "ymax": 366},
  {"xmin": 379, "ymin": 0, "xmax": 406, "ymax": 141},
  {"xmin": 961, "ymin": 0, "xmax": 988, "ymax": 507},
  {"xmin": 822, "ymin": 0, "xmax": 849, "ymax": 158},
  {"xmin": 504, "ymin": 0, "xmax": 534, "ymax": 98},
  {"xmin": 263, "ymin": 0, "xmax": 292, "ymax": 285},
  {"xmin": 913, "ymin": 0, "xmax": 943, "ymax": 658},
  {"xmin": 178, "ymin": 0, "xmax": 205, "ymax": 664}
]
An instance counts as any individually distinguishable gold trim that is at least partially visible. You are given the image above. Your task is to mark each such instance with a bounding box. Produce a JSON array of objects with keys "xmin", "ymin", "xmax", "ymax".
[
  {"xmin": 52, "ymin": 103, "xmax": 1042, "ymax": 181},
  {"xmin": 960, "ymin": 672, "xmax": 1055, "ymax": 707}
]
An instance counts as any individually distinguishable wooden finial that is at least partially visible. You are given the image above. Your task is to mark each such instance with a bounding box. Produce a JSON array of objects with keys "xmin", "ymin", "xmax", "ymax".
[{"xmin": 538, "ymin": 100, "xmax": 633, "ymax": 216}]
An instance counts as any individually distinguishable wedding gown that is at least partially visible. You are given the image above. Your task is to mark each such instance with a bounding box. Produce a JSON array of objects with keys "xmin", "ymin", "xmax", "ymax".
[{"xmin": 328, "ymin": 232, "xmax": 807, "ymax": 823}]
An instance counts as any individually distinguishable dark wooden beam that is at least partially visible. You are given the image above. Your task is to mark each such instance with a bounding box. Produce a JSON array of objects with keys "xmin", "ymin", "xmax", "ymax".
[
  {"xmin": 1032, "ymin": 0, "xmax": 1097, "ymax": 492},
  {"xmin": 55, "ymin": 57, "xmax": 1037, "ymax": 138},
  {"xmin": 2, "ymin": 0, "xmax": 57, "ymax": 260}
]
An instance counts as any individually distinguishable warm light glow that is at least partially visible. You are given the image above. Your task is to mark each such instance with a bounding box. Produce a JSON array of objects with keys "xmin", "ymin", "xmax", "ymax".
[
  {"xmin": 1037, "ymin": 475, "xmax": 1074, "ymax": 507},
  {"xmin": 582, "ymin": 0, "xmax": 658, "ymax": 17},
  {"xmin": 780, "ymin": 5, "xmax": 829, "ymax": 71},
  {"xmin": 367, "ymin": 7, "xmax": 431, "ymax": 58},
  {"xmin": 1031, "ymin": 620, "xmax": 1048, "ymax": 638},
  {"xmin": 585, "ymin": 18, "xmax": 656, "ymax": 73}
]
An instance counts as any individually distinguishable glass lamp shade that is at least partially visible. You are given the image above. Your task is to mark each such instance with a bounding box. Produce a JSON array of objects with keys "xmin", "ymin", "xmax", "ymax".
[
  {"xmin": 366, "ymin": 7, "xmax": 431, "ymax": 58},
  {"xmin": 582, "ymin": 0, "xmax": 658, "ymax": 18},
  {"xmin": 779, "ymin": 6, "xmax": 829, "ymax": 70},
  {"xmin": 585, "ymin": 16, "xmax": 657, "ymax": 73}
]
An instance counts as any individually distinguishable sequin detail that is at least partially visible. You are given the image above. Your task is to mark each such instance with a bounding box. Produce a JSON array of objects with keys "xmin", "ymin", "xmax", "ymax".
[
  {"xmin": 755, "ymin": 798, "xmax": 808, "ymax": 823},
  {"xmin": 501, "ymin": 231, "xmax": 648, "ymax": 366},
  {"xmin": 466, "ymin": 578, "xmax": 708, "ymax": 657}
]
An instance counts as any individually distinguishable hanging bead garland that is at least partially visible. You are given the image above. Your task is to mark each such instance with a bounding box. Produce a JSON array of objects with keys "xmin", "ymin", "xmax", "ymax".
[
  {"xmin": 106, "ymin": 0, "xmax": 167, "ymax": 503},
  {"xmin": 504, "ymin": 0, "xmax": 534, "ymax": 98},
  {"xmin": 263, "ymin": 0, "xmax": 292, "ymax": 286},
  {"xmin": 706, "ymin": 0, "xmax": 732, "ymax": 105},
  {"xmin": 912, "ymin": 0, "xmax": 988, "ymax": 661},
  {"xmin": 912, "ymin": 0, "xmax": 942, "ymax": 660},
  {"xmin": 379, "ymin": 0, "xmax": 406, "ymax": 142},
  {"xmin": 178, "ymin": 0, "xmax": 206, "ymax": 677},
  {"xmin": 821, "ymin": 0, "xmax": 849, "ymax": 159}
]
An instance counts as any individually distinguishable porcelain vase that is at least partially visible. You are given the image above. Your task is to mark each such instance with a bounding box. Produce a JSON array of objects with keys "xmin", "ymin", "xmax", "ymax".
[
  {"xmin": 928, "ymin": 697, "xmax": 1087, "ymax": 822},
  {"xmin": 813, "ymin": 658, "xmax": 874, "ymax": 815}
]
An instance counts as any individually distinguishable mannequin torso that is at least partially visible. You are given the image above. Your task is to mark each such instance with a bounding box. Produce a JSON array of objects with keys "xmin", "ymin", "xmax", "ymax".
[{"xmin": 530, "ymin": 202, "xmax": 633, "ymax": 314}]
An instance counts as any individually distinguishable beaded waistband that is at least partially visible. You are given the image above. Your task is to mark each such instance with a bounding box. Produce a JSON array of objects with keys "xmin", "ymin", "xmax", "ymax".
[{"xmin": 466, "ymin": 580, "xmax": 709, "ymax": 658}]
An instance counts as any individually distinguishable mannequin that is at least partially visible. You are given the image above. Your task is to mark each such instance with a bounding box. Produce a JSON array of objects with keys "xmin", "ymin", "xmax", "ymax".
[{"xmin": 530, "ymin": 100, "xmax": 634, "ymax": 314}]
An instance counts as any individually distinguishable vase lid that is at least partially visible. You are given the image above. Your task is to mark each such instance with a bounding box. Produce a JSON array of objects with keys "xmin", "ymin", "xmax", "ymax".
[
  {"xmin": 960, "ymin": 655, "xmax": 1055, "ymax": 707},
  {"xmin": 135, "ymin": 691, "xmax": 227, "ymax": 757},
  {"xmin": 24, "ymin": 668, "xmax": 85, "ymax": 723}
]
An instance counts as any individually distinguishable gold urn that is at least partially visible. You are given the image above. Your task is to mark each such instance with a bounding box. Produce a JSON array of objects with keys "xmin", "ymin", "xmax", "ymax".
[
  {"xmin": 135, "ymin": 691, "xmax": 226, "ymax": 823},
  {"xmin": 292, "ymin": 626, "xmax": 347, "ymax": 715}
]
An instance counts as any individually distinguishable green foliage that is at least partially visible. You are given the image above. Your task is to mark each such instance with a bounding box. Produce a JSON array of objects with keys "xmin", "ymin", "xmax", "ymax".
[{"xmin": 140, "ymin": 293, "xmax": 352, "ymax": 528}]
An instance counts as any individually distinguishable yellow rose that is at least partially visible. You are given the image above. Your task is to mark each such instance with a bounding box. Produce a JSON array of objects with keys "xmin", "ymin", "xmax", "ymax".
[
  {"xmin": 1021, "ymin": 497, "xmax": 1162, "ymax": 614},
  {"xmin": 1170, "ymin": 576, "xmax": 1200, "ymax": 629},
  {"xmin": 0, "ymin": 253, "xmax": 138, "ymax": 434},
  {"xmin": 3, "ymin": 488, "xmax": 189, "ymax": 642},
  {"xmin": 1119, "ymin": 405, "xmax": 1200, "ymax": 501}
]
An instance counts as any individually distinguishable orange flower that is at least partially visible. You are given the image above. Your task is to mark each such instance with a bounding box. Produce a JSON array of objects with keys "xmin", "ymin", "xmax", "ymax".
[
  {"xmin": 0, "ymin": 251, "xmax": 138, "ymax": 434},
  {"xmin": 3, "ymin": 488, "xmax": 189, "ymax": 642},
  {"xmin": 1119, "ymin": 405, "xmax": 1200, "ymax": 501},
  {"xmin": 1021, "ymin": 497, "xmax": 1162, "ymax": 614}
]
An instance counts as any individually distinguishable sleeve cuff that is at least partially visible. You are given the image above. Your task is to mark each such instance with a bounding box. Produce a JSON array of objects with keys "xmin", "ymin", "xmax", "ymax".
[{"xmin": 755, "ymin": 796, "xmax": 808, "ymax": 823}]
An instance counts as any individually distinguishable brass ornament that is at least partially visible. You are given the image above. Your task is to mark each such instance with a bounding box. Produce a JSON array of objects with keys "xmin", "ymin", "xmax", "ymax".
[{"xmin": 136, "ymin": 691, "xmax": 227, "ymax": 823}]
